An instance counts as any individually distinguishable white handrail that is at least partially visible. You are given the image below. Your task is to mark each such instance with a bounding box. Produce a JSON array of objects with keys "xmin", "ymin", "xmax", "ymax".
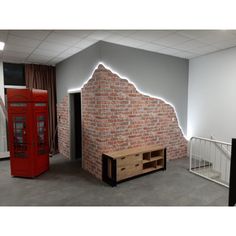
[
  {"xmin": 190, "ymin": 136, "xmax": 231, "ymax": 146},
  {"xmin": 189, "ymin": 136, "xmax": 231, "ymax": 188},
  {"xmin": 210, "ymin": 135, "xmax": 231, "ymax": 159}
]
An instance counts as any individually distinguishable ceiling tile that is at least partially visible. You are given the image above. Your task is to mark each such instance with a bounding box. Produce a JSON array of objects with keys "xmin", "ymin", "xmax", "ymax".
[
  {"xmin": 9, "ymin": 30, "xmax": 51, "ymax": 40},
  {"xmin": 197, "ymin": 31, "xmax": 236, "ymax": 44},
  {"xmin": 38, "ymin": 41, "xmax": 69, "ymax": 53},
  {"xmin": 57, "ymin": 47, "xmax": 83, "ymax": 58},
  {"xmin": 3, "ymin": 50, "xmax": 30, "ymax": 59},
  {"xmin": 135, "ymin": 42, "xmax": 165, "ymax": 52},
  {"xmin": 103, "ymin": 34, "xmax": 124, "ymax": 44},
  {"xmin": 0, "ymin": 30, "xmax": 8, "ymax": 42},
  {"xmin": 157, "ymin": 47, "xmax": 182, "ymax": 55},
  {"xmin": 174, "ymin": 51, "xmax": 197, "ymax": 59},
  {"xmin": 54, "ymin": 30, "xmax": 92, "ymax": 38},
  {"xmin": 212, "ymin": 39, "xmax": 236, "ymax": 49},
  {"xmin": 1, "ymin": 55, "xmax": 25, "ymax": 63},
  {"xmin": 110, "ymin": 30, "xmax": 136, "ymax": 37},
  {"xmin": 47, "ymin": 57, "xmax": 65, "ymax": 65},
  {"xmin": 87, "ymin": 31, "xmax": 112, "ymax": 40},
  {"xmin": 188, "ymin": 45, "xmax": 220, "ymax": 54},
  {"xmin": 45, "ymin": 32, "xmax": 82, "ymax": 46},
  {"xmin": 228, "ymin": 30, "xmax": 236, "ymax": 36},
  {"xmin": 115, "ymin": 37, "xmax": 144, "ymax": 48},
  {"xmin": 177, "ymin": 30, "xmax": 211, "ymax": 39},
  {"xmin": 7, "ymin": 34, "xmax": 41, "ymax": 48},
  {"xmin": 153, "ymin": 32, "xmax": 191, "ymax": 47},
  {"xmin": 33, "ymin": 48, "xmax": 60, "ymax": 57},
  {"xmin": 129, "ymin": 30, "xmax": 175, "ymax": 42},
  {"xmin": 27, "ymin": 53, "xmax": 54, "ymax": 62},
  {"xmin": 176, "ymin": 39, "xmax": 207, "ymax": 50},
  {"xmin": 4, "ymin": 43, "xmax": 35, "ymax": 53},
  {"xmin": 75, "ymin": 38, "xmax": 98, "ymax": 48},
  {"xmin": 3, "ymin": 50, "xmax": 30, "ymax": 57}
]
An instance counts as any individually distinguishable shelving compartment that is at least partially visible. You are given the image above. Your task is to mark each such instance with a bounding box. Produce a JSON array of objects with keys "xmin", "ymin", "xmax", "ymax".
[
  {"xmin": 143, "ymin": 160, "xmax": 157, "ymax": 173},
  {"xmin": 156, "ymin": 158, "xmax": 164, "ymax": 168},
  {"xmin": 142, "ymin": 149, "xmax": 165, "ymax": 173},
  {"xmin": 151, "ymin": 150, "xmax": 164, "ymax": 158},
  {"xmin": 143, "ymin": 152, "xmax": 151, "ymax": 162}
]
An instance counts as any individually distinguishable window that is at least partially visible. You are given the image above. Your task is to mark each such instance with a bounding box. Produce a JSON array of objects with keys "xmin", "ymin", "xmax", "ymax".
[{"xmin": 3, "ymin": 63, "xmax": 25, "ymax": 86}]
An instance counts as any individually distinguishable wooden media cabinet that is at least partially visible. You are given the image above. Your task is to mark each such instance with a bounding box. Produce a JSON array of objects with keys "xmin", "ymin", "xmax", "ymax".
[{"xmin": 102, "ymin": 145, "xmax": 166, "ymax": 186}]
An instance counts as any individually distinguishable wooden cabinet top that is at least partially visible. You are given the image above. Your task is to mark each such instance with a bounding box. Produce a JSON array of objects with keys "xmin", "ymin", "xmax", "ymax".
[{"xmin": 104, "ymin": 144, "xmax": 165, "ymax": 159}]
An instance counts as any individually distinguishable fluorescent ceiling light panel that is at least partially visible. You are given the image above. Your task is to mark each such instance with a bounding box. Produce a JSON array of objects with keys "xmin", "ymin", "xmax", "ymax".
[{"xmin": 0, "ymin": 41, "xmax": 5, "ymax": 50}]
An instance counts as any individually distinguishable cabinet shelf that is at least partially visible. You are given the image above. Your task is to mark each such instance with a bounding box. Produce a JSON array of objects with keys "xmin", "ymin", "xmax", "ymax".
[
  {"xmin": 142, "ymin": 167, "xmax": 156, "ymax": 173},
  {"xmin": 143, "ymin": 156, "xmax": 163, "ymax": 163},
  {"xmin": 142, "ymin": 165, "xmax": 163, "ymax": 174}
]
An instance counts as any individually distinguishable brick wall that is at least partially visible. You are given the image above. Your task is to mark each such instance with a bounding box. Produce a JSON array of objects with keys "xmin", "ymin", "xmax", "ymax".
[
  {"xmin": 81, "ymin": 64, "xmax": 187, "ymax": 179},
  {"xmin": 57, "ymin": 64, "xmax": 187, "ymax": 179},
  {"xmin": 57, "ymin": 95, "xmax": 70, "ymax": 158}
]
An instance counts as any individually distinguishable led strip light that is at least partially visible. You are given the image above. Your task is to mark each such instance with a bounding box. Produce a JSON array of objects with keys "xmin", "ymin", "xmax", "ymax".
[{"xmin": 68, "ymin": 62, "xmax": 188, "ymax": 140}]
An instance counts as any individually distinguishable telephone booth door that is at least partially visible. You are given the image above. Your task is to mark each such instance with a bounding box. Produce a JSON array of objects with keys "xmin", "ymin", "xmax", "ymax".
[
  {"xmin": 8, "ymin": 101, "xmax": 33, "ymax": 176},
  {"xmin": 33, "ymin": 102, "xmax": 49, "ymax": 174}
]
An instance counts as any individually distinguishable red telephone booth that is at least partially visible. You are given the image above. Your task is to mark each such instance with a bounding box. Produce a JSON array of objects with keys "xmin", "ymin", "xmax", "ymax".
[{"xmin": 7, "ymin": 89, "xmax": 49, "ymax": 177}]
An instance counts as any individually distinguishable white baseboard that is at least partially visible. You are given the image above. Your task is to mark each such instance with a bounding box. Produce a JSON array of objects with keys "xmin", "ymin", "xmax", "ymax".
[{"xmin": 0, "ymin": 151, "xmax": 10, "ymax": 158}]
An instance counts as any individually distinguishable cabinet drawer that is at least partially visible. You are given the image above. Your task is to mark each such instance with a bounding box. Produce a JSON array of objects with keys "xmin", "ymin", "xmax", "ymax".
[
  {"xmin": 117, "ymin": 162, "xmax": 142, "ymax": 181},
  {"xmin": 117, "ymin": 153, "xmax": 142, "ymax": 167}
]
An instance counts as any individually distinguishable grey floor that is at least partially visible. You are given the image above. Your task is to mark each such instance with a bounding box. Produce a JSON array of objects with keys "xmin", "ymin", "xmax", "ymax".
[{"xmin": 0, "ymin": 154, "xmax": 229, "ymax": 206}]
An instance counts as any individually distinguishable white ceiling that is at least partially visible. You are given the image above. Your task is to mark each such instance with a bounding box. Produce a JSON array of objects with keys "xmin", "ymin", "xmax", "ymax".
[{"xmin": 1, "ymin": 30, "xmax": 236, "ymax": 65}]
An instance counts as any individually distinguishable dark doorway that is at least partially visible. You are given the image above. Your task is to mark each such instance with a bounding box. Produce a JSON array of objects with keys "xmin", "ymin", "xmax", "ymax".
[{"xmin": 73, "ymin": 93, "xmax": 82, "ymax": 159}]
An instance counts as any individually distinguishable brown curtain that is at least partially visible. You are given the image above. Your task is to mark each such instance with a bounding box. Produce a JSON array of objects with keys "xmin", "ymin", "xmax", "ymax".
[{"xmin": 25, "ymin": 64, "xmax": 58, "ymax": 154}]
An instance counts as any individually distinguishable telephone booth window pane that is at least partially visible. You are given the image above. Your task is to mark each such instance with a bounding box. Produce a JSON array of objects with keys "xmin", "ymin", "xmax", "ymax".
[
  {"xmin": 10, "ymin": 103, "xmax": 27, "ymax": 107},
  {"xmin": 35, "ymin": 103, "xmax": 46, "ymax": 107},
  {"xmin": 13, "ymin": 116, "xmax": 27, "ymax": 158},
  {"xmin": 37, "ymin": 115, "xmax": 47, "ymax": 155}
]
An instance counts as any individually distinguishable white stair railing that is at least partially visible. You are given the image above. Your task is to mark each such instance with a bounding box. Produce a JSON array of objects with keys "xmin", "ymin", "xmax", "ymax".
[
  {"xmin": 210, "ymin": 135, "xmax": 231, "ymax": 158},
  {"xmin": 189, "ymin": 136, "xmax": 231, "ymax": 188}
]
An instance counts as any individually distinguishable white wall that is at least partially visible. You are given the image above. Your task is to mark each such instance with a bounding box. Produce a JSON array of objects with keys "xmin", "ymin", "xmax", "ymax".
[{"xmin": 188, "ymin": 47, "xmax": 236, "ymax": 143}]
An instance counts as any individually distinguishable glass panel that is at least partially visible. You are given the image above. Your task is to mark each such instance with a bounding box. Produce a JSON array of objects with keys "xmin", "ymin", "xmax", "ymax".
[
  {"xmin": 15, "ymin": 117, "xmax": 24, "ymax": 121},
  {"xmin": 35, "ymin": 103, "xmax": 46, "ymax": 107},
  {"xmin": 38, "ymin": 115, "xmax": 45, "ymax": 121},
  {"xmin": 15, "ymin": 122, "xmax": 24, "ymax": 129},
  {"xmin": 13, "ymin": 116, "xmax": 27, "ymax": 158},
  {"xmin": 39, "ymin": 121, "xmax": 44, "ymax": 127},
  {"xmin": 37, "ymin": 114, "xmax": 47, "ymax": 155},
  {"xmin": 10, "ymin": 103, "xmax": 27, "ymax": 107}
]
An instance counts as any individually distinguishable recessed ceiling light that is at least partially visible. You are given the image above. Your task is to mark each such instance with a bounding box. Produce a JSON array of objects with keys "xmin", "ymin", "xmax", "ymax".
[{"xmin": 0, "ymin": 41, "xmax": 5, "ymax": 50}]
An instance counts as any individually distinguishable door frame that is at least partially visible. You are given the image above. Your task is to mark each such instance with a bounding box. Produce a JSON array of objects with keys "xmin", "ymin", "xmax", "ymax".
[{"xmin": 68, "ymin": 90, "xmax": 83, "ymax": 162}]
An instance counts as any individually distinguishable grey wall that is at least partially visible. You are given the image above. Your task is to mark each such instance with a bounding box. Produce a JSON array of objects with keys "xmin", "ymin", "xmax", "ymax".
[
  {"xmin": 188, "ymin": 47, "xmax": 236, "ymax": 142},
  {"xmin": 56, "ymin": 42, "xmax": 100, "ymax": 102},
  {"xmin": 99, "ymin": 42, "xmax": 189, "ymax": 134},
  {"xmin": 56, "ymin": 41, "xmax": 189, "ymax": 135}
]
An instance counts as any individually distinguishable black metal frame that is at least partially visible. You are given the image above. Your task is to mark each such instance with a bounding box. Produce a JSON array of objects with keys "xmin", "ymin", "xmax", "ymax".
[
  {"xmin": 102, "ymin": 148, "xmax": 167, "ymax": 187},
  {"xmin": 102, "ymin": 154, "xmax": 117, "ymax": 187},
  {"xmin": 229, "ymin": 139, "xmax": 236, "ymax": 206}
]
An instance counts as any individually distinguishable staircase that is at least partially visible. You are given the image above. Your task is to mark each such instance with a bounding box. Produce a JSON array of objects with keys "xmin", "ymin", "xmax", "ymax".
[
  {"xmin": 189, "ymin": 136, "xmax": 231, "ymax": 187},
  {"xmin": 194, "ymin": 166, "xmax": 221, "ymax": 179}
]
